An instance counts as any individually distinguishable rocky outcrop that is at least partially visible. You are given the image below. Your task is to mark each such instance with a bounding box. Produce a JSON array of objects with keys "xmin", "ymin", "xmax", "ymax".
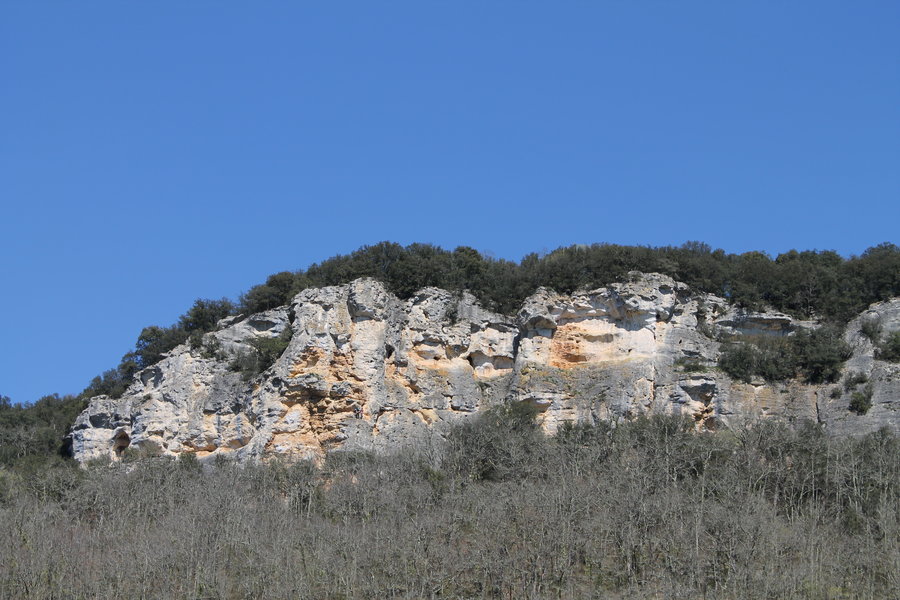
[
  {"xmin": 820, "ymin": 298, "xmax": 900, "ymax": 435},
  {"xmin": 69, "ymin": 274, "xmax": 900, "ymax": 463}
]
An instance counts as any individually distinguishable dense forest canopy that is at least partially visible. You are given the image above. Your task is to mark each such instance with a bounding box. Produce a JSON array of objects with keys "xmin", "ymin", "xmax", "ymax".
[{"xmin": 73, "ymin": 241, "xmax": 900, "ymax": 400}]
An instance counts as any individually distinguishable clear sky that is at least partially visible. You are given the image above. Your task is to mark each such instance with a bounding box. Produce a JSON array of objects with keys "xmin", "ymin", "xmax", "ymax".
[{"xmin": 1, "ymin": 2, "xmax": 898, "ymax": 404}]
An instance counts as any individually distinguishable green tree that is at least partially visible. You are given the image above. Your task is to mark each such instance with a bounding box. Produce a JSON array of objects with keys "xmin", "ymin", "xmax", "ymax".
[
  {"xmin": 77, "ymin": 240, "xmax": 900, "ymax": 403},
  {"xmin": 133, "ymin": 325, "xmax": 188, "ymax": 369},
  {"xmin": 178, "ymin": 298, "xmax": 235, "ymax": 332},
  {"xmin": 876, "ymin": 331, "xmax": 900, "ymax": 362},
  {"xmin": 240, "ymin": 272, "xmax": 299, "ymax": 314},
  {"xmin": 793, "ymin": 326, "xmax": 851, "ymax": 383},
  {"xmin": 0, "ymin": 394, "xmax": 86, "ymax": 467}
]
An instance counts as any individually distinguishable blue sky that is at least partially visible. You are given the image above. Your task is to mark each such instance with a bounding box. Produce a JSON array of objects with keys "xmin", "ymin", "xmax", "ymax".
[{"xmin": 1, "ymin": 2, "xmax": 898, "ymax": 404}]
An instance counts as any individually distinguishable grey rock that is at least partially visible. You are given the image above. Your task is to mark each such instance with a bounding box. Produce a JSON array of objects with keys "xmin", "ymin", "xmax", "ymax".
[
  {"xmin": 71, "ymin": 275, "xmax": 900, "ymax": 464},
  {"xmin": 818, "ymin": 298, "xmax": 900, "ymax": 435}
]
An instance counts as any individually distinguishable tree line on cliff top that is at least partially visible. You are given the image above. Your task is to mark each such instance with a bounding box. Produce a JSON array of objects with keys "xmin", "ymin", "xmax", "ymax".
[{"xmin": 78, "ymin": 241, "xmax": 899, "ymax": 400}]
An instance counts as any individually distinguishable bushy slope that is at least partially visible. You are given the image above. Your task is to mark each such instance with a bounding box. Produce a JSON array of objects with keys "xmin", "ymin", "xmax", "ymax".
[{"xmin": 2, "ymin": 412, "xmax": 898, "ymax": 599}]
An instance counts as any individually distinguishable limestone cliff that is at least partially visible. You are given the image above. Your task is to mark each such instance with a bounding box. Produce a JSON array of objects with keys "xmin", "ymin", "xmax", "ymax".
[{"xmin": 70, "ymin": 274, "xmax": 900, "ymax": 463}]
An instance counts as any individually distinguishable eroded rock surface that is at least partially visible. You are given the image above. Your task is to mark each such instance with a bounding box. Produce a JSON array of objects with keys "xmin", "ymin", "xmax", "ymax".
[
  {"xmin": 822, "ymin": 299, "xmax": 900, "ymax": 435},
  {"xmin": 70, "ymin": 275, "xmax": 900, "ymax": 463}
]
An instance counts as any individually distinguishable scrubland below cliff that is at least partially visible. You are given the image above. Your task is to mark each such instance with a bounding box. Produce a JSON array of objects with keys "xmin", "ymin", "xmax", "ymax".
[
  {"xmin": 2, "ymin": 412, "xmax": 899, "ymax": 599},
  {"xmin": 2, "ymin": 241, "xmax": 899, "ymax": 599}
]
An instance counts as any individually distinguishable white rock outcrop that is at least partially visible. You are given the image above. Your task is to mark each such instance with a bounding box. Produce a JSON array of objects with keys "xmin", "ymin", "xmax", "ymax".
[{"xmin": 69, "ymin": 275, "xmax": 900, "ymax": 463}]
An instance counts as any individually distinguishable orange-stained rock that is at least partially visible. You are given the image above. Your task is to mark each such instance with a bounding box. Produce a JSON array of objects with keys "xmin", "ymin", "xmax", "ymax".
[{"xmin": 70, "ymin": 276, "xmax": 900, "ymax": 464}]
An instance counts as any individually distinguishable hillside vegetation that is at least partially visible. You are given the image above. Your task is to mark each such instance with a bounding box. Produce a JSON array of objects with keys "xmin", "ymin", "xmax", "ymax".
[
  {"xmin": 0, "ymin": 394, "xmax": 85, "ymax": 470},
  {"xmin": 1, "ymin": 410, "xmax": 897, "ymax": 599},
  {"xmin": 79, "ymin": 241, "xmax": 900, "ymax": 400}
]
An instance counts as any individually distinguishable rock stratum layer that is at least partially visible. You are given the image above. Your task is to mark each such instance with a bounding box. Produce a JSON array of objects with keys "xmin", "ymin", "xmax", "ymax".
[{"xmin": 71, "ymin": 274, "xmax": 900, "ymax": 463}]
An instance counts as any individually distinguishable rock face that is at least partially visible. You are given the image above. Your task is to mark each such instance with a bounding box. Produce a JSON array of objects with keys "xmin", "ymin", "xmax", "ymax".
[
  {"xmin": 823, "ymin": 299, "xmax": 900, "ymax": 435},
  {"xmin": 70, "ymin": 274, "xmax": 900, "ymax": 463}
]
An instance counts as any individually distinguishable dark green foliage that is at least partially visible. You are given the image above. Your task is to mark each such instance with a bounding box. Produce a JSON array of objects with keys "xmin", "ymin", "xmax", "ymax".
[
  {"xmin": 769, "ymin": 249, "xmax": 843, "ymax": 317},
  {"xmin": 187, "ymin": 330, "xmax": 205, "ymax": 350},
  {"xmin": 811, "ymin": 334, "xmax": 851, "ymax": 383},
  {"xmin": 717, "ymin": 344, "xmax": 759, "ymax": 383},
  {"xmin": 79, "ymin": 240, "xmax": 900, "ymax": 402},
  {"xmin": 249, "ymin": 327, "xmax": 293, "ymax": 373},
  {"xmin": 793, "ymin": 326, "xmax": 852, "ymax": 383},
  {"xmin": 860, "ymin": 317, "xmax": 883, "ymax": 342},
  {"xmin": 179, "ymin": 298, "xmax": 235, "ymax": 333},
  {"xmin": 81, "ymin": 367, "xmax": 132, "ymax": 399},
  {"xmin": 239, "ymin": 271, "xmax": 298, "ymax": 314},
  {"xmin": 876, "ymin": 330, "xmax": 900, "ymax": 362},
  {"xmin": 282, "ymin": 240, "xmax": 899, "ymax": 320},
  {"xmin": 230, "ymin": 327, "xmax": 294, "ymax": 380},
  {"xmin": 849, "ymin": 243, "xmax": 900, "ymax": 313},
  {"xmin": 81, "ymin": 325, "xmax": 190, "ymax": 399},
  {"xmin": 187, "ymin": 330, "xmax": 226, "ymax": 361},
  {"xmin": 199, "ymin": 336, "xmax": 225, "ymax": 360},
  {"xmin": 0, "ymin": 394, "xmax": 86, "ymax": 467},
  {"xmin": 844, "ymin": 371, "xmax": 869, "ymax": 391},
  {"xmin": 849, "ymin": 384, "xmax": 874, "ymax": 415},
  {"xmin": 845, "ymin": 371, "xmax": 874, "ymax": 414},
  {"xmin": 719, "ymin": 327, "xmax": 850, "ymax": 384},
  {"xmin": 727, "ymin": 250, "xmax": 779, "ymax": 311},
  {"xmin": 718, "ymin": 337, "xmax": 797, "ymax": 383},
  {"xmin": 132, "ymin": 325, "xmax": 189, "ymax": 369},
  {"xmin": 244, "ymin": 240, "xmax": 898, "ymax": 320}
]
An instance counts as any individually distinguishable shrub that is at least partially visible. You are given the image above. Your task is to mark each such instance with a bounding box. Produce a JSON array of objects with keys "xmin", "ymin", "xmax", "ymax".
[
  {"xmin": 1, "ymin": 418, "xmax": 898, "ymax": 598},
  {"xmin": 719, "ymin": 326, "xmax": 850, "ymax": 384},
  {"xmin": 443, "ymin": 401, "xmax": 543, "ymax": 482},
  {"xmin": 81, "ymin": 367, "xmax": 133, "ymax": 399},
  {"xmin": 249, "ymin": 327, "xmax": 293, "ymax": 372},
  {"xmin": 674, "ymin": 357, "xmax": 708, "ymax": 373},
  {"xmin": 240, "ymin": 272, "xmax": 299, "ymax": 314},
  {"xmin": 179, "ymin": 298, "xmax": 235, "ymax": 333},
  {"xmin": 231, "ymin": 327, "xmax": 294, "ymax": 380},
  {"xmin": 860, "ymin": 318, "xmax": 882, "ymax": 343},
  {"xmin": 202, "ymin": 338, "xmax": 225, "ymax": 360},
  {"xmin": 132, "ymin": 325, "xmax": 189, "ymax": 369},
  {"xmin": 844, "ymin": 371, "xmax": 869, "ymax": 391},
  {"xmin": 229, "ymin": 350, "xmax": 260, "ymax": 380},
  {"xmin": 718, "ymin": 343, "xmax": 760, "ymax": 383},
  {"xmin": 849, "ymin": 384, "xmax": 874, "ymax": 415},
  {"xmin": 718, "ymin": 337, "xmax": 797, "ymax": 383},
  {"xmin": 876, "ymin": 331, "xmax": 900, "ymax": 362},
  {"xmin": 0, "ymin": 394, "xmax": 87, "ymax": 467},
  {"xmin": 190, "ymin": 333, "xmax": 224, "ymax": 360},
  {"xmin": 793, "ymin": 326, "xmax": 851, "ymax": 384},
  {"xmin": 188, "ymin": 330, "xmax": 204, "ymax": 350}
]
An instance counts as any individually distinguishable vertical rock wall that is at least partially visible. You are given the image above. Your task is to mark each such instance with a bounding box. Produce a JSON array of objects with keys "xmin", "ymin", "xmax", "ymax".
[{"xmin": 69, "ymin": 275, "xmax": 900, "ymax": 463}]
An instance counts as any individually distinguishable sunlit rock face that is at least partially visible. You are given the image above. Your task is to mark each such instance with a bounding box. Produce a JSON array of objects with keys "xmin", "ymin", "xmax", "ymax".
[
  {"xmin": 823, "ymin": 298, "xmax": 900, "ymax": 435},
  {"xmin": 70, "ymin": 275, "xmax": 900, "ymax": 464}
]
